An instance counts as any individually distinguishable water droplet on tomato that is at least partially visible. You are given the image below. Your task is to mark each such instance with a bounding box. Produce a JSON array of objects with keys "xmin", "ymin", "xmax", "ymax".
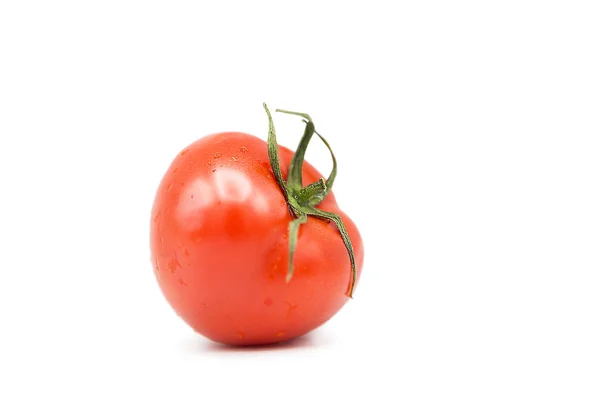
[
  {"xmin": 178, "ymin": 278, "xmax": 187, "ymax": 286},
  {"xmin": 285, "ymin": 301, "xmax": 298, "ymax": 317},
  {"xmin": 214, "ymin": 152, "xmax": 222, "ymax": 158},
  {"xmin": 230, "ymin": 156, "xmax": 239, "ymax": 162},
  {"xmin": 167, "ymin": 258, "xmax": 181, "ymax": 273},
  {"xmin": 239, "ymin": 146, "xmax": 248, "ymax": 153}
]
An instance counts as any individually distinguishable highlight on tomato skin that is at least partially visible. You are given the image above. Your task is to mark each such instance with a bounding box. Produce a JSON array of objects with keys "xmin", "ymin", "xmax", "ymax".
[{"xmin": 150, "ymin": 105, "xmax": 364, "ymax": 346}]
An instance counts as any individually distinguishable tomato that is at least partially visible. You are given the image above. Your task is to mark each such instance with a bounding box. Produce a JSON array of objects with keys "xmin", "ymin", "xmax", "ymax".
[{"xmin": 150, "ymin": 106, "xmax": 364, "ymax": 345}]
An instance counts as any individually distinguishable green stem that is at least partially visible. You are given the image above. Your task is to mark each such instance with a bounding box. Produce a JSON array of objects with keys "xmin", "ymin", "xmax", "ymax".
[
  {"xmin": 263, "ymin": 104, "xmax": 358, "ymax": 297},
  {"xmin": 297, "ymin": 178, "xmax": 327, "ymax": 207}
]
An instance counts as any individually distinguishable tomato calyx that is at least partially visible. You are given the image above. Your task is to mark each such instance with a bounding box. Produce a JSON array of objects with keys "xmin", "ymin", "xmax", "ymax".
[{"xmin": 263, "ymin": 104, "xmax": 357, "ymax": 298}]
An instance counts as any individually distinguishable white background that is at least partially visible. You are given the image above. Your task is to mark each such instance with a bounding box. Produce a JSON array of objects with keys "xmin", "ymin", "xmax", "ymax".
[{"xmin": 1, "ymin": 1, "xmax": 599, "ymax": 399}]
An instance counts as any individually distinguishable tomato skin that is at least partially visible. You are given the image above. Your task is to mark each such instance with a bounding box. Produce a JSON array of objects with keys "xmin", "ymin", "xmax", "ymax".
[{"xmin": 151, "ymin": 132, "xmax": 363, "ymax": 345}]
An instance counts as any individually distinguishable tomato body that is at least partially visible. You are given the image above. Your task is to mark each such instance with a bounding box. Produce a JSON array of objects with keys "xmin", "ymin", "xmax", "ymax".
[{"xmin": 150, "ymin": 132, "xmax": 363, "ymax": 345}]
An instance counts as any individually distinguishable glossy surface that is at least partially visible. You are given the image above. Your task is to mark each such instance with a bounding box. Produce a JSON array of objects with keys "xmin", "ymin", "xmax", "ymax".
[{"xmin": 150, "ymin": 132, "xmax": 363, "ymax": 345}]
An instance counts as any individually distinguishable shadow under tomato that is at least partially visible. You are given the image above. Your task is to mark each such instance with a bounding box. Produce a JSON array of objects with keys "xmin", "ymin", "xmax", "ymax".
[{"xmin": 189, "ymin": 332, "xmax": 328, "ymax": 353}]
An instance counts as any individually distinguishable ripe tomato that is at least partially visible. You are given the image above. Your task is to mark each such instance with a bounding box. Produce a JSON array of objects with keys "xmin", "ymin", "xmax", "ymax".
[{"xmin": 150, "ymin": 106, "xmax": 364, "ymax": 345}]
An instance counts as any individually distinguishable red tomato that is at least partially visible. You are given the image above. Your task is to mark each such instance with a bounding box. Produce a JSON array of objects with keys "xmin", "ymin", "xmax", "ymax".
[{"xmin": 150, "ymin": 109, "xmax": 363, "ymax": 345}]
